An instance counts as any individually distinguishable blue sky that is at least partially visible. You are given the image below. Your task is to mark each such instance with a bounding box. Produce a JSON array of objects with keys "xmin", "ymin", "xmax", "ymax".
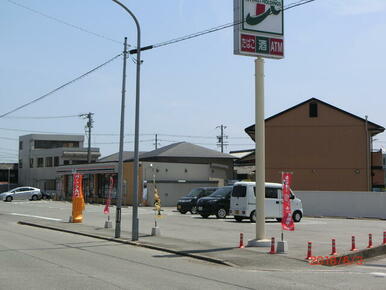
[{"xmin": 1, "ymin": 0, "xmax": 386, "ymax": 163}]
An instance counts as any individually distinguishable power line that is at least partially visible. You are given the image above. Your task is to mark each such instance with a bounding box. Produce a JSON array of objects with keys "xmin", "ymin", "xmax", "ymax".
[
  {"xmin": 93, "ymin": 139, "xmax": 154, "ymax": 145},
  {"xmin": 1, "ymin": 0, "xmax": 316, "ymax": 120},
  {"xmin": 0, "ymin": 136, "xmax": 18, "ymax": 141},
  {"xmin": 285, "ymin": 0, "xmax": 317, "ymax": 10},
  {"xmin": 130, "ymin": 0, "xmax": 317, "ymax": 54},
  {"xmin": 0, "ymin": 147, "xmax": 18, "ymax": 152},
  {"xmin": 0, "ymin": 126, "xmax": 251, "ymax": 139},
  {"xmin": 7, "ymin": 0, "xmax": 124, "ymax": 46},
  {"xmin": 0, "ymin": 127, "xmax": 82, "ymax": 134},
  {"xmin": 0, "ymin": 53, "xmax": 122, "ymax": 119},
  {"xmin": 3, "ymin": 114, "xmax": 82, "ymax": 120}
]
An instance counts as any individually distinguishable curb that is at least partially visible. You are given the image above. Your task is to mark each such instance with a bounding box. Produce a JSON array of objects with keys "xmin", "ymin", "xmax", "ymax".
[
  {"xmin": 17, "ymin": 221, "xmax": 234, "ymax": 267},
  {"xmin": 318, "ymin": 244, "xmax": 386, "ymax": 267}
]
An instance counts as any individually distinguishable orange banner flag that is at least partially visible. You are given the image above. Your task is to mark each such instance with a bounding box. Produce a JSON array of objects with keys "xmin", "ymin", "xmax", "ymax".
[{"xmin": 72, "ymin": 173, "xmax": 85, "ymax": 223}]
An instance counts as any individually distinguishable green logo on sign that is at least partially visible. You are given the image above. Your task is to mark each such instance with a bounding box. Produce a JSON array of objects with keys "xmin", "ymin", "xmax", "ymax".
[{"xmin": 246, "ymin": 4, "xmax": 282, "ymax": 26}]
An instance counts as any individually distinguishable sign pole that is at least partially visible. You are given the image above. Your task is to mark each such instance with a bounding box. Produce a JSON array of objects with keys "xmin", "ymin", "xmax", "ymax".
[
  {"xmin": 248, "ymin": 57, "xmax": 270, "ymax": 247},
  {"xmin": 234, "ymin": 0, "xmax": 284, "ymax": 247}
]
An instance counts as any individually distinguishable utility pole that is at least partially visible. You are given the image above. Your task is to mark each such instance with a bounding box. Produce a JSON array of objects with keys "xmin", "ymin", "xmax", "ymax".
[
  {"xmin": 115, "ymin": 37, "xmax": 128, "ymax": 238},
  {"xmin": 112, "ymin": 0, "xmax": 142, "ymax": 242},
  {"xmin": 154, "ymin": 134, "xmax": 160, "ymax": 150},
  {"xmin": 80, "ymin": 112, "xmax": 94, "ymax": 204},
  {"xmin": 216, "ymin": 125, "xmax": 228, "ymax": 153},
  {"xmin": 8, "ymin": 167, "xmax": 11, "ymax": 191},
  {"xmin": 80, "ymin": 112, "xmax": 94, "ymax": 163}
]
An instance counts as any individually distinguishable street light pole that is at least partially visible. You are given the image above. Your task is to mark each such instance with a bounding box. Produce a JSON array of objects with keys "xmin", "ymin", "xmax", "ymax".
[{"xmin": 112, "ymin": 0, "xmax": 142, "ymax": 241}]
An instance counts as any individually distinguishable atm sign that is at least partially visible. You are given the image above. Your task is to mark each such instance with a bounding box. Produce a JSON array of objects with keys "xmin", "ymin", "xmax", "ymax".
[{"xmin": 240, "ymin": 34, "xmax": 284, "ymax": 58}]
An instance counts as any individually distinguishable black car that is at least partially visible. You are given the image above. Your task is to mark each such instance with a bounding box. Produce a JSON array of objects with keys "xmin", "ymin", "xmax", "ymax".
[
  {"xmin": 197, "ymin": 186, "xmax": 232, "ymax": 219},
  {"xmin": 177, "ymin": 187, "xmax": 218, "ymax": 214}
]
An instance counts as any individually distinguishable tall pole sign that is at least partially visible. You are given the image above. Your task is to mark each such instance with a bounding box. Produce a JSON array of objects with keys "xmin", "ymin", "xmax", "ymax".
[
  {"xmin": 234, "ymin": 0, "xmax": 284, "ymax": 247},
  {"xmin": 234, "ymin": 0, "xmax": 284, "ymax": 58}
]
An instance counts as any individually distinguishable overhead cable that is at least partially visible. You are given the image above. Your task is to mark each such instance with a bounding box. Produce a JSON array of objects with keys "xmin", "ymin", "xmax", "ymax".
[
  {"xmin": 7, "ymin": 0, "xmax": 124, "ymax": 46},
  {"xmin": 0, "ymin": 53, "xmax": 122, "ymax": 119},
  {"xmin": 130, "ymin": 0, "xmax": 317, "ymax": 54},
  {"xmin": 4, "ymin": 114, "xmax": 82, "ymax": 119}
]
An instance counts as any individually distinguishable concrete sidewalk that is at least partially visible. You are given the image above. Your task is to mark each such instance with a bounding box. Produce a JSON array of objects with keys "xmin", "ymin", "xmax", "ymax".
[
  {"xmin": 19, "ymin": 218, "xmax": 314, "ymax": 271},
  {"xmin": 18, "ymin": 218, "xmax": 311, "ymax": 271}
]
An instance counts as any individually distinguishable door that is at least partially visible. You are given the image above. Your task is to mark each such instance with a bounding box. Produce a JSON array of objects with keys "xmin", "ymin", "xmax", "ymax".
[
  {"xmin": 19, "ymin": 187, "xmax": 31, "ymax": 200},
  {"xmin": 230, "ymin": 185, "xmax": 248, "ymax": 216},
  {"xmin": 264, "ymin": 187, "xmax": 281, "ymax": 218},
  {"xmin": 13, "ymin": 188, "xmax": 25, "ymax": 200}
]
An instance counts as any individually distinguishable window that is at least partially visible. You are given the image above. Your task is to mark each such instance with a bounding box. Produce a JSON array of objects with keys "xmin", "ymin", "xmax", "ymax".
[
  {"xmin": 45, "ymin": 157, "xmax": 53, "ymax": 167},
  {"xmin": 265, "ymin": 187, "xmax": 278, "ymax": 199},
  {"xmin": 63, "ymin": 160, "xmax": 70, "ymax": 165},
  {"xmin": 37, "ymin": 158, "xmax": 44, "ymax": 168},
  {"xmin": 54, "ymin": 157, "xmax": 59, "ymax": 167},
  {"xmin": 19, "ymin": 159, "xmax": 23, "ymax": 169},
  {"xmin": 34, "ymin": 140, "xmax": 80, "ymax": 149},
  {"xmin": 309, "ymin": 102, "xmax": 318, "ymax": 118},
  {"xmin": 19, "ymin": 141, "xmax": 23, "ymax": 150},
  {"xmin": 30, "ymin": 158, "xmax": 34, "ymax": 168},
  {"xmin": 232, "ymin": 185, "xmax": 247, "ymax": 197}
]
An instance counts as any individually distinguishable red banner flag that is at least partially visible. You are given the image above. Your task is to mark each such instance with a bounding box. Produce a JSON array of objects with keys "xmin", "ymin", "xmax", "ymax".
[
  {"xmin": 104, "ymin": 176, "xmax": 114, "ymax": 215},
  {"xmin": 72, "ymin": 173, "xmax": 85, "ymax": 223},
  {"xmin": 281, "ymin": 172, "xmax": 295, "ymax": 231}
]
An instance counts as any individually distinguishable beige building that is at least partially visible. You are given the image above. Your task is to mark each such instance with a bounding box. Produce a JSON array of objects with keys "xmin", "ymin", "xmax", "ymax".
[
  {"xmin": 242, "ymin": 98, "xmax": 384, "ymax": 191},
  {"xmin": 56, "ymin": 142, "xmax": 236, "ymax": 206}
]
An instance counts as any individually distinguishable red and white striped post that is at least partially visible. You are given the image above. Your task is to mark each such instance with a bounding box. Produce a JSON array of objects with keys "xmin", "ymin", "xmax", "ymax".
[
  {"xmin": 383, "ymin": 231, "xmax": 386, "ymax": 245},
  {"xmin": 269, "ymin": 237, "xmax": 276, "ymax": 254},
  {"xmin": 330, "ymin": 238, "xmax": 337, "ymax": 255},
  {"xmin": 238, "ymin": 233, "xmax": 245, "ymax": 248},
  {"xmin": 367, "ymin": 233, "xmax": 373, "ymax": 248},
  {"xmin": 305, "ymin": 241, "xmax": 312, "ymax": 260},
  {"xmin": 350, "ymin": 235, "xmax": 357, "ymax": 251}
]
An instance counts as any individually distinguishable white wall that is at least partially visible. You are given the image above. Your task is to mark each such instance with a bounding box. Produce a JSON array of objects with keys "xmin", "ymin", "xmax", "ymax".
[{"xmin": 295, "ymin": 191, "xmax": 386, "ymax": 219}]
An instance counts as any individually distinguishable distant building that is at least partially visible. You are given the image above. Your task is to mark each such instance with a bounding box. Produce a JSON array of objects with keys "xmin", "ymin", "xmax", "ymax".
[
  {"xmin": 229, "ymin": 149, "xmax": 254, "ymax": 180},
  {"xmin": 19, "ymin": 134, "xmax": 100, "ymax": 192},
  {"xmin": 383, "ymin": 151, "xmax": 386, "ymax": 190},
  {"xmin": 56, "ymin": 142, "xmax": 237, "ymax": 206},
  {"xmin": 241, "ymin": 98, "xmax": 385, "ymax": 191}
]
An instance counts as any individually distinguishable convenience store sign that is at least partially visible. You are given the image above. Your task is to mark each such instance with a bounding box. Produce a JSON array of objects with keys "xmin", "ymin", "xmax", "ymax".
[{"xmin": 234, "ymin": 0, "xmax": 284, "ymax": 59}]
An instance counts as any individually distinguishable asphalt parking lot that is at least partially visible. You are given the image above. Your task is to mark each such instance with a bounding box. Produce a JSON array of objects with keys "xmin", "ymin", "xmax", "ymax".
[{"xmin": 2, "ymin": 200, "xmax": 386, "ymax": 267}]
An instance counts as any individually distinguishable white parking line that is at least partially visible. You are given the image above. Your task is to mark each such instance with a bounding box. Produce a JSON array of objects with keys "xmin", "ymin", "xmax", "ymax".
[{"xmin": 9, "ymin": 213, "xmax": 63, "ymax": 221}]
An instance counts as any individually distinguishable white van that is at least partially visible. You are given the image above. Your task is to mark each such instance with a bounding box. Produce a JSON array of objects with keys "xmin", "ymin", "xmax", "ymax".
[{"xmin": 229, "ymin": 181, "xmax": 303, "ymax": 223}]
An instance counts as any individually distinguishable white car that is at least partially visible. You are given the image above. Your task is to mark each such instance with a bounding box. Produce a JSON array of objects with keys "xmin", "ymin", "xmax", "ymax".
[
  {"xmin": 229, "ymin": 181, "xmax": 303, "ymax": 223},
  {"xmin": 0, "ymin": 187, "xmax": 42, "ymax": 202}
]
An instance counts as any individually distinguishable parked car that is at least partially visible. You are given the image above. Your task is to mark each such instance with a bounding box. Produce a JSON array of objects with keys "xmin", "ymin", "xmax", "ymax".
[
  {"xmin": 197, "ymin": 186, "xmax": 232, "ymax": 219},
  {"xmin": 0, "ymin": 186, "xmax": 42, "ymax": 202},
  {"xmin": 177, "ymin": 187, "xmax": 218, "ymax": 214},
  {"xmin": 229, "ymin": 181, "xmax": 303, "ymax": 223}
]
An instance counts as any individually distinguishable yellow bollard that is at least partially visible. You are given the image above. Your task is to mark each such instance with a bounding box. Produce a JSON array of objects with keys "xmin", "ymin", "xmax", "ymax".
[{"xmin": 154, "ymin": 188, "xmax": 162, "ymax": 216}]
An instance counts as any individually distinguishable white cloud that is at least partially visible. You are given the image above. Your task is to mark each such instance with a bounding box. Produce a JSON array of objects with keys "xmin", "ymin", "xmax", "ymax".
[{"xmin": 324, "ymin": 0, "xmax": 386, "ymax": 15}]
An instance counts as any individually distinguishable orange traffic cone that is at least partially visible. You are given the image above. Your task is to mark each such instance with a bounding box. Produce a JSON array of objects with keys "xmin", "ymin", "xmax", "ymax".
[
  {"xmin": 330, "ymin": 238, "xmax": 337, "ymax": 255},
  {"xmin": 269, "ymin": 237, "xmax": 276, "ymax": 254},
  {"xmin": 238, "ymin": 233, "xmax": 245, "ymax": 248},
  {"xmin": 305, "ymin": 241, "xmax": 312, "ymax": 260}
]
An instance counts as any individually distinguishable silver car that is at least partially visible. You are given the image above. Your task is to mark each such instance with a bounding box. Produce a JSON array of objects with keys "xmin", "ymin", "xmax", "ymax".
[{"xmin": 0, "ymin": 187, "xmax": 42, "ymax": 202}]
